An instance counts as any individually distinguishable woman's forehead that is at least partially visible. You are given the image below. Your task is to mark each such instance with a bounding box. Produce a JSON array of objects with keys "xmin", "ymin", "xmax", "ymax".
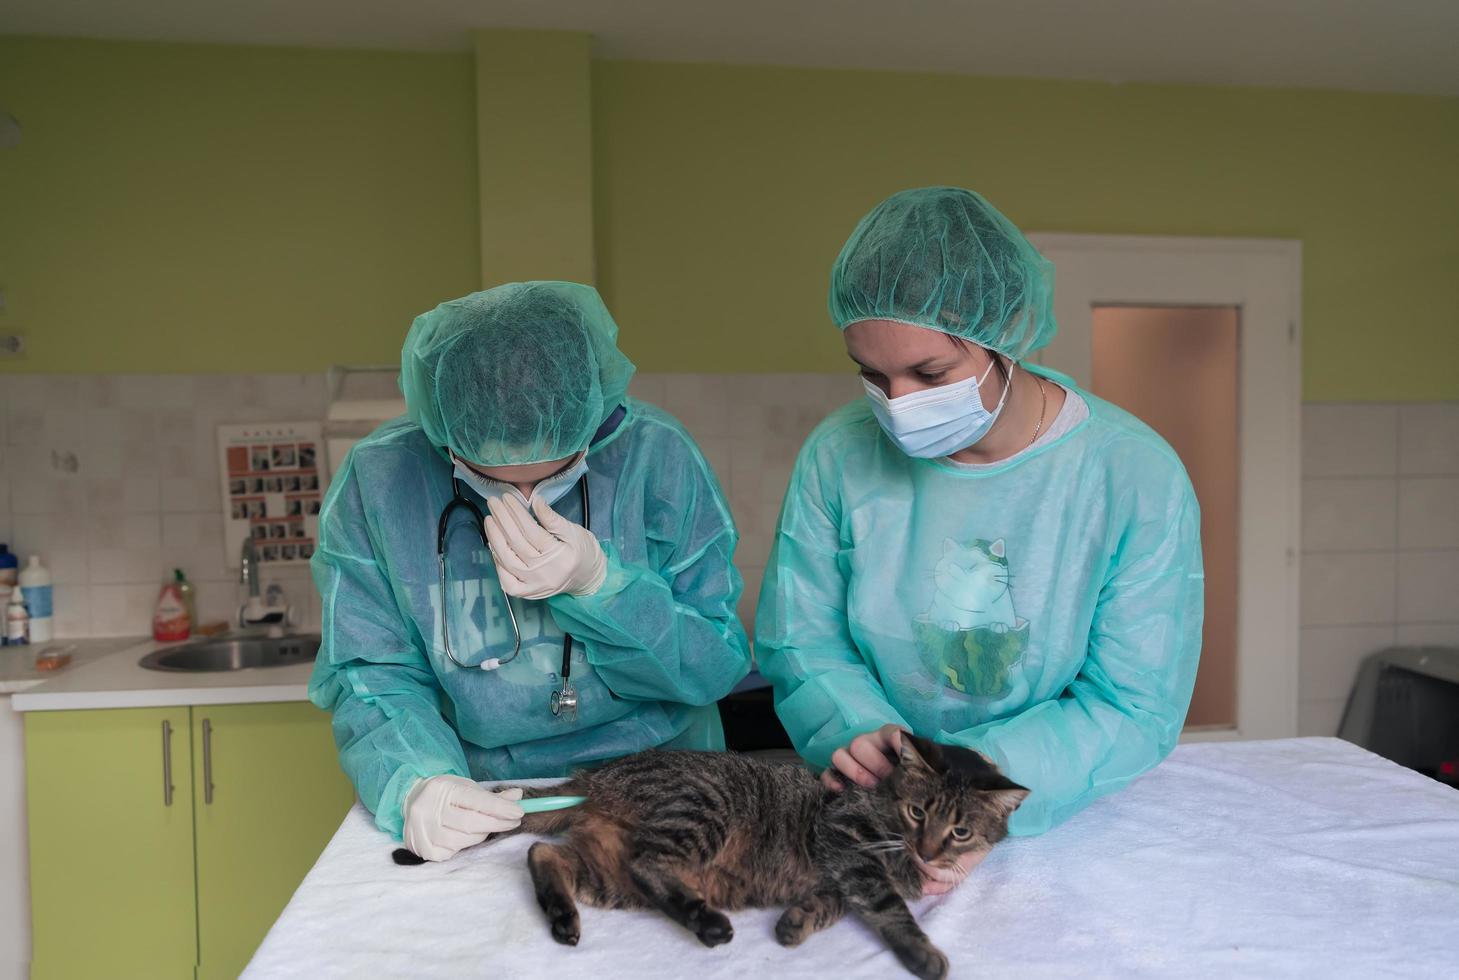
[{"xmin": 845, "ymin": 319, "xmax": 982, "ymax": 366}]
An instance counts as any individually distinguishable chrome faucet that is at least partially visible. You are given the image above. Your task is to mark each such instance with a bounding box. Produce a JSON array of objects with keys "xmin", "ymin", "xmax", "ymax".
[{"xmin": 239, "ymin": 536, "xmax": 292, "ymax": 629}]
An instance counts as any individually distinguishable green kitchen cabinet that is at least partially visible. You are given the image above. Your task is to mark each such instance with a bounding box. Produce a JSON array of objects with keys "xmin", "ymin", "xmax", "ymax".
[
  {"xmin": 192, "ymin": 702, "xmax": 355, "ymax": 980},
  {"xmin": 25, "ymin": 703, "xmax": 354, "ymax": 980},
  {"xmin": 26, "ymin": 707, "xmax": 199, "ymax": 980}
]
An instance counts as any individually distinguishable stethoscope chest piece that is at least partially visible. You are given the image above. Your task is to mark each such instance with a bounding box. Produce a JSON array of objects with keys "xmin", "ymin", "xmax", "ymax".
[{"xmin": 550, "ymin": 681, "xmax": 578, "ymax": 721}]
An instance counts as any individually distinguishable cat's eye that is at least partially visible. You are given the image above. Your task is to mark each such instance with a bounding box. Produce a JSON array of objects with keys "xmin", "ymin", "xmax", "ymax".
[
  {"xmin": 907, "ymin": 805, "xmax": 926, "ymax": 822},
  {"xmin": 950, "ymin": 826, "xmax": 972, "ymax": 841}
]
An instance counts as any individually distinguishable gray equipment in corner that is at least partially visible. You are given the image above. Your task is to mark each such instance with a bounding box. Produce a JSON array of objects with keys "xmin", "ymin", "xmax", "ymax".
[{"xmin": 1338, "ymin": 646, "xmax": 1459, "ymax": 788}]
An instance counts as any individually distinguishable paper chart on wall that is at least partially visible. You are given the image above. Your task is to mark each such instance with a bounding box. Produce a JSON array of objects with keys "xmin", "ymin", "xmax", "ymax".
[{"xmin": 217, "ymin": 422, "xmax": 326, "ymax": 569}]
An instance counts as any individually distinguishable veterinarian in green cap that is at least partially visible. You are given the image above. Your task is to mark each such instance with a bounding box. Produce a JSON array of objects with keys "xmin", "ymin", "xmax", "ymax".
[{"xmin": 758, "ymin": 187, "xmax": 1204, "ymax": 890}]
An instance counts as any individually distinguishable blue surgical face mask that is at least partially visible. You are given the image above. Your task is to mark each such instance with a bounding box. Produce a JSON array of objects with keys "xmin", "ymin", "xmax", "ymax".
[
  {"xmin": 451, "ymin": 452, "xmax": 588, "ymax": 507},
  {"xmin": 862, "ymin": 358, "xmax": 1014, "ymax": 458}
]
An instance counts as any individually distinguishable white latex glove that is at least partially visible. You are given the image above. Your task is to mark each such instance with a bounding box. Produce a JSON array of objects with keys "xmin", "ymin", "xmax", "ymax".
[
  {"xmin": 483, "ymin": 494, "xmax": 608, "ymax": 600},
  {"xmin": 401, "ymin": 775, "xmax": 525, "ymax": 862}
]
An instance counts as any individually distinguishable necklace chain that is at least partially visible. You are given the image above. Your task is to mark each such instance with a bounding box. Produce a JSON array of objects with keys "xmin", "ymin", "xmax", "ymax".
[{"xmin": 1028, "ymin": 377, "xmax": 1048, "ymax": 449}]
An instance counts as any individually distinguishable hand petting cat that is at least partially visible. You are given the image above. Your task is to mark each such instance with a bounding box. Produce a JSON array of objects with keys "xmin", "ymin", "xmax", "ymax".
[{"xmin": 823, "ymin": 723, "xmax": 991, "ymax": 896}]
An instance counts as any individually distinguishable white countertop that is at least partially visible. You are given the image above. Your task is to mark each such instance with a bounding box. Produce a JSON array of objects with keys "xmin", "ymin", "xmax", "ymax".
[
  {"xmin": 9, "ymin": 635, "xmax": 316, "ymax": 712},
  {"xmin": 0, "ymin": 637, "xmax": 145, "ymax": 696}
]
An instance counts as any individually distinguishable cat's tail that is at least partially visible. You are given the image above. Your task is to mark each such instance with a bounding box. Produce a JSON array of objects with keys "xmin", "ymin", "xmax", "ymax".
[{"xmin": 391, "ymin": 780, "xmax": 587, "ymax": 866}]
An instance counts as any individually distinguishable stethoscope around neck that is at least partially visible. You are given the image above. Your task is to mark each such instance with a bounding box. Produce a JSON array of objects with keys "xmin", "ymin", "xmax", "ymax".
[
  {"xmin": 435, "ymin": 472, "xmax": 587, "ymax": 718},
  {"xmin": 434, "ymin": 405, "xmax": 625, "ymax": 720}
]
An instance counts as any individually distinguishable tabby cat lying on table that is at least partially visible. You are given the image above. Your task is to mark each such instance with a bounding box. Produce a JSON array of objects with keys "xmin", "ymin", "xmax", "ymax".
[{"xmin": 394, "ymin": 733, "xmax": 1027, "ymax": 980}]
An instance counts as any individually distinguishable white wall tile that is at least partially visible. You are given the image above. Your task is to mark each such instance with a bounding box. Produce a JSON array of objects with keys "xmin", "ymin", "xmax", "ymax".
[
  {"xmin": 156, "ymin": 407, "xmax": 196, "ymax": 452},
  {"xmin": 1395, "ymin": 623, "xmax": 1459, "ymax": 647},
  {"xmin": 1302, "ymin": 404, "xmax": 1398, "ymax": 477},
  {"xmin": 3, "ymin": 375, "xmax": 51, "ymax": 416},
  {"xmin": 10, "ymin": 447, "xmax": 86, "ymax": 516},
  {"xmin": 1397, "ymin": 478, "xmax": 1459, "ymax": 550},
  {"xmin": 261, "ymin": 374, "xmax": 329, "ymax": 417},
  {"xmin": 89, "ymin": 583, "xmax": 159, "ymax": 636},
  {"xmin": 86, "ymin": 476, "xmax": 160, "ymax": 514},
  {"xmin": 1298, "ymin": 697, "xmax": 1348, "ymax": 737},
  {"xmin": 88, "ymin": 376, "xmax": 120, "ymax": 409},
  {"xmin": 194, "ymin": 580, "xmax": 242, "ymax": 629},
  {"xmin": 49, "ymin": 584, "xmax": 91, "ymax": 637},
  {"xmin": 41, "ymin": 407, "xmax": 87, "ymax": 452},
  {"xmin": 11, "ymin": 514, "xmax": 89, "ymax": 585},
  {"xmin": 162, "ymin": 512, "xmax": 230, "ymax": 583},
  {"xmin": 87, "ymin": 511, "xmax": 161, "ymax": 552},
  {"xmin": 1395, "ymin": 550, "xmax": 1459, "ymax": 623},
  {"xmin": 87, "ymin": 510, "xmax": 164, "ymax": 585},
  {"xmin": 162, "ymin": 476, "xmax": 221, "ymax": 515},
  {"xmin": 1301, "ymin": 478, "xmax": 1396, "ymax": 552},
  {"xmin": 657, "ymin": 374, "xmax": 735, "ymax": 440},
  {"xmin": 117, "ymin": 374, "xmax": 196, "ymax": 410},
  {"xmin": 6, "ymin": 407, "xmax": 43, "ymax": 447},
  {"xmin": 1300, "ymin": 551, "xmax": 1395, "ymax": 626},
  {"xmin": 89, "ymin": 547, "xmax": 165, "ymax": 586},
  {"xmin": 0, "ymin": 444, "xmax": 11, "ymax": 540},
  {"xmin": 1398, "ymin": 404, "xmax": 1459, "ymax": 475},
  {"xmin": 81, "ymin": 407, "xmax": 157, "ymax": 478},
  {"xmin": 628, "ymin": 374, "xmax": 666, "ymax": 406},
  {"xmin": 159, "ymin": 441, "xmax": 198, "ymax": 480},
  {"xmin": 1299, "ymin": 625, "xmax": 1394, "ymax": 702}
]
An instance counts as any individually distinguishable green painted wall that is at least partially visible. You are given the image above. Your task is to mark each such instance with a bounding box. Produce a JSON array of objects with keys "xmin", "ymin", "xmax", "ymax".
[
  {"xmin": 3, "ymin": 39, "xmax": 1457, "ymax": 400},
  {"xmin": 0, "ymin": 37, "xmax": 479, "ymax": 373},
  {"xmin": 475, "ymin": 30, "xmax": 595, "ymax": 287},
  {"xmin": 593, "ymin": 62, "xmax": 1459, "ymax": 401}
]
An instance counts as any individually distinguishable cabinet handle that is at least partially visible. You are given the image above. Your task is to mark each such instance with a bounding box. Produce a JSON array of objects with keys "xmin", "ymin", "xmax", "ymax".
[
  {"xmin": 202, "ymin": 718, "xmax": 215, "ymax": 805},
  {"xmin": 161, "ymin": 720, "xmax": 175, "ymax": 807}
]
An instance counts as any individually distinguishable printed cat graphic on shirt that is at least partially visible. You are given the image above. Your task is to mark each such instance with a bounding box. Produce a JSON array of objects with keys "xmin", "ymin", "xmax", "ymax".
[
  {"xmin": 914, "ymin": 538, "xmax": 1029, "ymax": 697},
  {"xmin": 928, "ymin": 538, "xmax": 1018, "ymax": 632}
]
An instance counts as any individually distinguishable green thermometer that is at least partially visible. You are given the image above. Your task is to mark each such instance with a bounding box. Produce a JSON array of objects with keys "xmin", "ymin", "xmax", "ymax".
[{"xmin": 520, "ymin": 795, "xmax": 587, "ymax": 813}]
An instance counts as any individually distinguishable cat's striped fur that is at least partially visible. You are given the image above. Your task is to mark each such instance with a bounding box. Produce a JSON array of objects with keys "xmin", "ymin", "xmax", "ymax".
[{"xmin": 398, "ymin": 734, "xmax": 1026, "ymax": 979}]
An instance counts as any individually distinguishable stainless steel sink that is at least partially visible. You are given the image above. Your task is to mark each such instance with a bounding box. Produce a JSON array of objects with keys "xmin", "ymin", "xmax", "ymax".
[{"xmin": 139, "ymin": 634, "xmax": 321, "ymax": 672}]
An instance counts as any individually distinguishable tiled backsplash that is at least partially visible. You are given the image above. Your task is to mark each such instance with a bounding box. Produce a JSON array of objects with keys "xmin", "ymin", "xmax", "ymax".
[
  {"xmin": 2, "ymin": 374, "xmax": 1455, "ymax": 737},
  {"xmin": 0, "ymin": 372, "xmax": 857, "ymax": 642},
  {"xmin": 631, "ymin": 373, "xmax": 862, "ymax": 630},
  {"xmin": 1, "ymin": 374, "xmax": 329, "ymax": 636},
  {"xmin": 1298, "ymin": 402, "xmax": 1459, "ymax": 736}
]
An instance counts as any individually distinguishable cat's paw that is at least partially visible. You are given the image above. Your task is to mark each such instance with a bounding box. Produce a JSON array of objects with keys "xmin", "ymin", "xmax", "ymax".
[
  {"xmin": 896, "ymin": 942, "xmax": 949, "ymax": 980},
  {"xmin": 689, "ymin": 904, "xmax": 735, "ymax": 947},
  {"xmin": 548, "ymin": 908, "xmax": 581, "ymax": 946},
  {"xmin": 990, "ymin": 622, "xmax": 1008, "ymax": 634},
  {"xmin": 774, "ymin": 908, "xmax": 809, "ymax": 947}
]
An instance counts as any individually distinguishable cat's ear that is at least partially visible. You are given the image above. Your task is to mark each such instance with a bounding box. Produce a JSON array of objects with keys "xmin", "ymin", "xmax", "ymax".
[
  {"xmin": 898, "ymin": 732, "xmax": 945, "ymax": 774},
  {"xmin": 942, "ymin": 538, "xmax": 957, "ymax": 556},
  {"xmin": 989, "ymin": 539, "xmax": 1006, "ymax": 559},
  {"xmin": 986, "ymin": 786, "xmax": 1029, "ymax": 818}
]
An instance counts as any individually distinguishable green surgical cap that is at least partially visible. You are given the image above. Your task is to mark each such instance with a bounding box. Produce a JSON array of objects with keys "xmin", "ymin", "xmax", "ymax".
[
  {"xmin": 400, "ymin": 281, "xmax": 636, "ymax": 467},
  {"xmin": 829, "ymin": 187, "xmax": 1057, "ymax": 360}
]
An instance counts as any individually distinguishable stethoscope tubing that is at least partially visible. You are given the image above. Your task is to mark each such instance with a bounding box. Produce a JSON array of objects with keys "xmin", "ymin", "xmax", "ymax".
[{"xmin": 436, "ymin": 474, "xmax": 588, "ymax": 683}]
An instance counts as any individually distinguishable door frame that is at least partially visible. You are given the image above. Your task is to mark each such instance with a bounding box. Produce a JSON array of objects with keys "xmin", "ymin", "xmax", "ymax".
[{"xmin": 1027, "ymin": 233, "xmax": 1302, "ymax": 741}]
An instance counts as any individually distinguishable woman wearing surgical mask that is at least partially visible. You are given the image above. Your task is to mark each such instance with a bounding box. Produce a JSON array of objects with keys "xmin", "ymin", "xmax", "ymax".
[
  {"xmin": 756, "ymin": 188, "xmax": 1203, "ymax": 894},
  {"xmin": 311, "ymin": 282, "xmax": 750, "ymax": 862}
]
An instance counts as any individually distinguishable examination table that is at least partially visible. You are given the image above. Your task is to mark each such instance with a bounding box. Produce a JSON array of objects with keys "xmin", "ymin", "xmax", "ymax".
[{"xmin": 245, "ymin": 738, "xmax": 1459, "ymax": 978}]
